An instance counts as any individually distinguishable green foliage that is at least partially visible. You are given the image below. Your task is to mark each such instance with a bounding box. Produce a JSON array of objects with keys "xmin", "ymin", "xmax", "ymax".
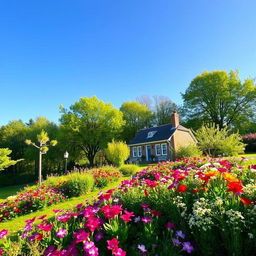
[
  {"xmin": 105, "ymin": 140, "xmax": 130, "ymax": 167},
  {"xmin": 119, "ymin": 164, "xmax": 140, "ymax": 176},
  {"xmin": 0, "ymin": 148, "xmax": 20, "ymax": 171},
  {"xmin": 52, "ymin": 172, "xmax": 95, "ymax": 198},
  {"xmin": 182, "ymin": 70, "xmax": 256, "ymax": 129},
  {"xmin": 60, "ymin": 96, "xmax": 125, "ymax": 166},
  {"xmin": 120, "ymin": 101, "xmax": 153, "ymax": 142},
  {"xmin": 175, "ymin": 144, "xmax": 202, "ymax": 159},
  {"xmin": 195, "ymin": 124, "xmax": 245, "ymax": 156}
]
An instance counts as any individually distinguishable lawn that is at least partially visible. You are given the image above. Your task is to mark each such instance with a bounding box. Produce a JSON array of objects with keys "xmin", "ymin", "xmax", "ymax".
[
  {"xmin": 239, "ymin": 152, "xmax": 256, "ymax": 157},
  {"xmin": 0, "ymin": 184, "xmax": 29, "ymax": 201}
]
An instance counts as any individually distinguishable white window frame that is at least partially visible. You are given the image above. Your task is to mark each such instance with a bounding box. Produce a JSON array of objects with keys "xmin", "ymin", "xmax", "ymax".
[
  {"xmin": 137, "ymin": 146, "xmax": 142, "ymax": 157},
  {"xmin": 161, "ymin": 143, "xmax": 167, "ymax": 155},
  {"xmin": 155, "ymin": 144, "xmax": 161, "ymax": 156},
  {"xmin": 132, "ymin": 147, "xmax": 137, "ymax": 157}
]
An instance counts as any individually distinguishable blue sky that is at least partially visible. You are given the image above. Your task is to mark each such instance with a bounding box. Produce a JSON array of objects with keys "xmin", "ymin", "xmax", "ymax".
[{"xmin": 0, "ymin": 0, "xmax": 256, "ymax": 125}]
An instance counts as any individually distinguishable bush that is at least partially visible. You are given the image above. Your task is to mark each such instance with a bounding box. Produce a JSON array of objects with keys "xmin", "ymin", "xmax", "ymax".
[
  {"xmin": 242, "ymin": 133, "xmax": 256, "ymax": 152},
  {"xmin": 60, "ymin": 172, "xmax": 95, "ymax": 197},
  {"xmin": 105, "ymin": 140, "xmax": 130, "ymax": 167},
  {"xmin": 119, "ymin": 164, "xmax": 140, "ymax": 176},
  {"xmin": 195, "ymin": 123, "xmax": 245, "ymax": 156},
  {"xmin": 175, "ymin": 144, "xmax": 202, "ymax": 159}
]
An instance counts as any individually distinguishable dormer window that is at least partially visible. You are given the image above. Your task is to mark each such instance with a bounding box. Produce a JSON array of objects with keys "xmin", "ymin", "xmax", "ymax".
[{"xmin": 147, "ymin": 131, "xmax": 157, "ymax": 138}]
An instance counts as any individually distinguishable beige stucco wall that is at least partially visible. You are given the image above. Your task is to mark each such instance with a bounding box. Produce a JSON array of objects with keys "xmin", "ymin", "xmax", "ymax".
[{"xmin": 172, "ymin": 129, "xmax": 196, "ymax": 151}]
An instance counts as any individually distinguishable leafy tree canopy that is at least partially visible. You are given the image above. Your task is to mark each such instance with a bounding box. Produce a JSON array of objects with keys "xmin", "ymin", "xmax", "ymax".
[
  {"xmin": 120, "ymin": 101, "xmax": 153, "ymax": 143},
  {"xmin": 182, "ymin": 70, "xmax": 256, "ymax": 129},
  {"xmin": 0, "ymin": 148, "xmax": 20, "ymax": 171},
  {"xmin": 60, "ymin": 96, "xmax": 124, "ymax": 166}
]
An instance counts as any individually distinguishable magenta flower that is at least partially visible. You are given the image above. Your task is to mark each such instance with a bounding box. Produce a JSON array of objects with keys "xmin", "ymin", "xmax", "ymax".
[
  {"xmin": 24, "ymin": 224, "xmax": 33, "ymax": 232},
  {"xmin": 166, "ymin": 221, "xmax": 176, "ymax": 229},
  {"xmin": 112, "ymin": 248, "xmax": 127, "ymax": 256},
  {"xmin": 57, "ymin": 214, "xmax": 71, "ymax": 222},
  {"xmin": 56, "ymin": 228, "xmax": 68, "ymax": 238},
  {"xmin": 141, "ymin": 217, "xmax": 151, "ymax": 223},
  {"xmin": 84, "ymin": 241, "xmax": 99, "ymax": 256},
  {"xmin": 107, "ymin": 238, "xmax": 119, "ymax": 251},
  {"xmin": 73, "ymin": 229, "xmax": 89, "ymax": 243},
  {"xmin": 94, "ymin": 232, "xmax": 104, "ymax": 242},
  {"xmin": 140, "ymin": 204, "xmax": 149, "ymax": 208},
  {"xmin": 182, "ymin": 242, "xmax": 194, "ymax": 253},
  {"xmin": 0, "ymin": 229, "xmax": 8, "ymax": 239},
  {"xmin": 25, "ymin": 217, "xmax": 36, "ymax": 224},
  {"xmin": 37, "ymin": 224, "xmax": 53, "ymax": 232},
  {"xmin": 120, "ymin": 210, "xmax": 134, "ymax": 222}
]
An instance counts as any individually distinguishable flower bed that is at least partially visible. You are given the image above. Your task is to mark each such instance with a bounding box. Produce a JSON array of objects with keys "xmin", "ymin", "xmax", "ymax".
[
  {"xmin": 0, "ymin": 167, "xmax": 122, "ymax": 223},
  {"xmin": 1, "ymin": 158, "xmax": 256, "ymax": 255}
]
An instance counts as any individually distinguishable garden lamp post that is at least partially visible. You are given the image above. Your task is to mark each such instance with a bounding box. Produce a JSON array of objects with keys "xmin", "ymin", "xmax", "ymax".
[
  {"xmin": 64, "ymin": 151, "xmax": 69, "ymax": 173},
  {"xmin": 25, "ymin": 130, "xmax": 57, "ymax": 185}
]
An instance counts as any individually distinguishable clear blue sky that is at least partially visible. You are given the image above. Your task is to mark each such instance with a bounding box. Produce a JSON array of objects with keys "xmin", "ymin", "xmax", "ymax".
[{"xmin": 0, "ymin": 0, "xmax": 256, "ymax": 125}]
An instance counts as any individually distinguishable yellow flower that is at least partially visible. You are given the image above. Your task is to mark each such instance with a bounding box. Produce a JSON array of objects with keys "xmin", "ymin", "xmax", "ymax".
[{"xmin": 222, "ymin": 172, "xmax": 239, "ymax": 183}]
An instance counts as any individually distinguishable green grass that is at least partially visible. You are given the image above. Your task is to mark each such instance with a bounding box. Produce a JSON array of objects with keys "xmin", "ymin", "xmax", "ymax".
[
  {"xmin": 0, "ymin": 178, "xmax": 126, "ymax": 235},
  {"xmin": 239, "ymin": 153, "xmax": 256, "ymax": 158},
  {"xmin": 0, "ymin": 184, "xmax": 29, "ymax": 201}
]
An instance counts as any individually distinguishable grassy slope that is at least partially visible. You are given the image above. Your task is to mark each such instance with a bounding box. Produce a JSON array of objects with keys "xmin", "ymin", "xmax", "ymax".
[
  {"xmin": 0, "ymin": 184, "xmax": 28, "ymax": 201},
  {"xmin": 239, "ymin": 153, "xmax": 256, "ymax": 157},
  {"xmin": 0, "ymin": 179, "xmax": 126, "ymax": 234}
]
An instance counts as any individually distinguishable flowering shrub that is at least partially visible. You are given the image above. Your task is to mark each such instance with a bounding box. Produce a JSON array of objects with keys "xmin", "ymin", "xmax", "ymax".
[{"xmin": 1, "ymin": 157, "xmax": 256, "ymax": 255}]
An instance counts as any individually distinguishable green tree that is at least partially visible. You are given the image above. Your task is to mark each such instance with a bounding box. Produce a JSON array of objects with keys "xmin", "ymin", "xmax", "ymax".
[
  {"xmin": 195, "ymin": 124, "xmax": 245, "ymax": 156},
  {"xmin": 182, "ymin": 70, "xmax": 256, "ymax": 129},
  {"xmin": 60, "ymin": 96, "xmax": 124, "ymax": 166},
  {"xmin": 105, "ymin": 140, "xmax": 130, "ymax": 167},
  {"xmin": 0, "ymin": 148, "xmax": 20, "ymax": 171},
  {"xmin": 120, "ymin": 101, "xmax": 153, "ymax": 143}
]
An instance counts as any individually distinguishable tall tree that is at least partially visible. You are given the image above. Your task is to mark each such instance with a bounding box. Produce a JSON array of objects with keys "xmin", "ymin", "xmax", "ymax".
[
  {"xmin": 182, "ymin": 70, "xmax": 256, "ymax": 129},
  {"xmin": 60, "ymin": 96, "xmax": 124, "ymax": 166},
  {"xmin": 153, "ymin": 95, "xmax": 178, "ymax": 125},
  {"xmin": 120, "ymin": 101, "xmax": 153, "ymax": 143}
]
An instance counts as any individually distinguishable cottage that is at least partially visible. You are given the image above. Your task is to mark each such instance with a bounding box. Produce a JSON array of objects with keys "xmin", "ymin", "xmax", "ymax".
[{"xmin": 128, "ymin": 112, "xmax": 196, "ymax": 162}]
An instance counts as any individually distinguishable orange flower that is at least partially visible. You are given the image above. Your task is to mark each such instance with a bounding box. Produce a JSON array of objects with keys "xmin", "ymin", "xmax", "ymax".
[
  {"xmin": 222, "ymin": 172, "xmax": 240, "ymax": 183},
  {"xmin": 205, "ymin": 170, "xmax": 220, "ymax": 177}
]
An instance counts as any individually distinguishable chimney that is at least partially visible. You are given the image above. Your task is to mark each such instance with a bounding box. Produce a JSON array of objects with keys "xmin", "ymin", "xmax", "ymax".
[{"xmin": 171, "ymin": 111, "xmax": 179, "ymax": 127}]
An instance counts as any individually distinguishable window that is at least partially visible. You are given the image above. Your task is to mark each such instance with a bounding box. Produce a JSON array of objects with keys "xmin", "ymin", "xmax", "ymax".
[
  {"xmin": 132, "ymin": 147, "xmax": 137, "ymax": 157},
  {"xmin": 155, "ymin": 144, "xmax": 161, "ymax": 156},
  {"xmin": 137, "ymin": 146, "xmax": 142, "ymax": 157},
  {"xmin": 161, "ymin": 143, "xmax": 167, "ymax": 155},
  {"xmin": 147, "ymin": 131, "xmax": 157, "ymax": 138}
]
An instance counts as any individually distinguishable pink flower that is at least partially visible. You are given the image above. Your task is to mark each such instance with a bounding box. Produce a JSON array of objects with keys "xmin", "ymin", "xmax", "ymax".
[
  {"xmin": 120, "ymin": 210, "xmax": 134, "ymax": 222},
  {"xmin": 56, "ymin": 229, "xmax": 68, "ymax": 238},
  {"xmin": 25, "ymin": 217, "xmax": 36, "ymax": 224},
  {"xmin": 0, "ymin": 229, "xmax": 8, "ymax": 239},
  {"xmin": 86, "ymin": 217, "xmax": 102, "ymax": 232},
  {"xmin": 113, "ymin": 248, "xmax": 127, "ymax": 256},
  {"xmin": 101, "ymin": 205, "xmax": 123, "ymax": 219},
  {"xmin": 73, "ymin": 229, "xmax": 89, "ymax": 243},
  {"xmin": 37, "ymin": 224, "xmax": 53, "ymax": 232},
  {"xmin": 57, "ymin": 214, "xmax": 71, "ymax": 222},
  {"xmin": 141, "ymin": 217, "xmax": 151, "ymax": 223},
  {"xmin": 140, "ymin": 204, "xmax": 149, "ymax": 208},
  {"xmin": 107, "ymin": 238, "xmax": 119, "ymax": 251},
  {"xmin": 84, "ymin": 241, "xmax": 99, "ymax": 256}
]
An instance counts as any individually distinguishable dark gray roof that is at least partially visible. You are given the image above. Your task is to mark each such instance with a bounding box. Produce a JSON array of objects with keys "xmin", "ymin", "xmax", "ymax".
[{"xmin": 129, "ymin": 124, "xmax": 176, "ymax": 145}]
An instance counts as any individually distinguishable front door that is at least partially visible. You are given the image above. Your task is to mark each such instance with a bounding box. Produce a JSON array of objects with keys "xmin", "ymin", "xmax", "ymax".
[{"xmin": 146, "ymin": 145, "xmax": 151, "ymax": 161}]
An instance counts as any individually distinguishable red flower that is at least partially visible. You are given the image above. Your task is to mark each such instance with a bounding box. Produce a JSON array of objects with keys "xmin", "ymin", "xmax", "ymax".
[
  {"xmin": 144, "ymin": 189, "xmax": 149, "ymax": 197},
  {"xmin": 101, "ymin": 205, "xmax": 123, "ymax": 219},
  {"xmin": 227, "ymin": 182, "xmax": 243, "ymax": 194},
  {"xmin": 239, "ymin": 197, "xmax": 253, "ymax": 205},
  {"xmin": 177, "ymin": 185, "xmax": 187, "ymax": 193}
]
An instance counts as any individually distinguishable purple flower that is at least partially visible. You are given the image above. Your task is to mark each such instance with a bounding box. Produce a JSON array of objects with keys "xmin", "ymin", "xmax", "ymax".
[
  {"xmin": 166, "ymin": 221, "xmax": 176, "ymax": 229},
  {"xmin": 94, "ymin": 232, "xmax": 104, "ymax": 242},
  {"xmin": 0, "ymin": 229, "xmax": 8, "ymax": 239},
  {"xmin": 24, "ymin": 224, "xmax": 33, "ymax": 232},
  {"xmin": 134, "ymin": 216, "xmax": 141, "ymax": 223},
  {"xmin": 138, "ymin": 244, "xmax": 147, "ymax": 253},
  {"xmin": 176, "ymin": 230, "xmax": 185, "ymax": 239},
  {"xmin": 56, "ymin": 228, "xmax": 68, "ymax": 238},
  {"xmin": 182, "ymin": 242, "xmax": 194, "ymax": 253},
  {"xmin": 172, "ymin": 238, "xmax": 181, "ymax": 246},
  {"xmin": 167, "ymin": 181, "xmax": 179, "ymax": 189}
]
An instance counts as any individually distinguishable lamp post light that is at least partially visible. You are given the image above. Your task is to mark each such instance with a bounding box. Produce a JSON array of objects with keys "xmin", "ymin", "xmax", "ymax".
[{"xmin": 64, "ymin": 151, "xmax": 69, "ymax": 173}]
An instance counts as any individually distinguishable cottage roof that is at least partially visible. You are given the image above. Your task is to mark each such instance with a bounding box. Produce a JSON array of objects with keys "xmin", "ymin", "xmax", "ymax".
[{"xmin": 129, "ymin": 124, "xmax": 176, "ymax": 145}]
